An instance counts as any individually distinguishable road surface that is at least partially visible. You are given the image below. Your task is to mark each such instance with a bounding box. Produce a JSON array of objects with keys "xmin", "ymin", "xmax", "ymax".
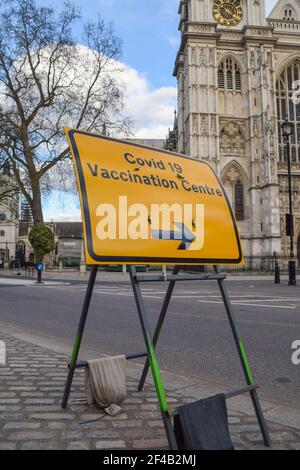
[{"xmin": 0, "ymin": 274, "xmax": 299, "ymax": 408}]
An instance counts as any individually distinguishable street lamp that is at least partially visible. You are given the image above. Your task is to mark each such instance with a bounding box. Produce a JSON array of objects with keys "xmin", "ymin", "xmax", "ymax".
[{"xmin": 281, "ymin": 118, "xmax": 296, "ymax": 286}]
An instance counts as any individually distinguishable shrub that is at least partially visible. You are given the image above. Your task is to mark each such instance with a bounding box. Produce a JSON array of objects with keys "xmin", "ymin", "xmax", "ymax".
[{"xmin": 28, "ymin": 223, "xmax": 55, "ymax": 263}]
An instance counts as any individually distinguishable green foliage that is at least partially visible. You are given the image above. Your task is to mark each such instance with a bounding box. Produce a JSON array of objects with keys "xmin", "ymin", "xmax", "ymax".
[{"xmin": 29, "ymin": 223, "xmax": 55, "ymax": 262}]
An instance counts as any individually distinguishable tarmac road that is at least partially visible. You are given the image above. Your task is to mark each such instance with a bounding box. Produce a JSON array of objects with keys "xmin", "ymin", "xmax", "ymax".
[{"xmin": 0, "ymin": 274, "xmax": 299, "ymax": 408}]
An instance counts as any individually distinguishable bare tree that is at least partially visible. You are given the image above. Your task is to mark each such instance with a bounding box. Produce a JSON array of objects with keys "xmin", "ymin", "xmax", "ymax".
[{"xmin": 0, "ymin": 0, "xmax": 131, "ymax": 224}]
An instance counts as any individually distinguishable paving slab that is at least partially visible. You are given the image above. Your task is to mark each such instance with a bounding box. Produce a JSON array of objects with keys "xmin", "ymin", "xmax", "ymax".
[{"xmin": 0, "ymin": 331, "xmax": 299, "ymax": 450}]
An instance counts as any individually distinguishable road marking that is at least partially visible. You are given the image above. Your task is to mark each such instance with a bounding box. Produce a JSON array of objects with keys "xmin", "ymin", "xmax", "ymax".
[
  {"xmin": 170, "ymin": 312, "xmax": 300, "ymax": 328},
  {"xmin": 196, "ymin": 299, "xmax": 295, "ymax": 309},
  {"xmin": 20, "ymin": 283, "xmax": 300, "ymax": 309},
  {"xmin": 93, "ymin": 291, "xmax": 162, "ymax": 299},
  {"xmin": 142, "ymin": 295, "xmax": 163, "ymax": 299},
  {"xmin": 231, "ymin": 302, "xmax": 296, "ymax": 309},
  {"xmin": 173, "ymin": 293, "xmax": 300, "ymax": 299},
  {"xmin": 225, "ymin": 295, "xmax": 300, "ymax": 301},
  {"xmin": 94, "ymin": 289, "xmax": 132, "ymax": 293}
]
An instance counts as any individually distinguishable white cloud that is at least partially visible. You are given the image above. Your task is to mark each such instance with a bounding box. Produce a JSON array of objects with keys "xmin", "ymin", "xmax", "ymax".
[
  {"xmin": 46, "ymin": 210, "xmax": 82, "ymax": 223},
  {"xmin": 167, "ymin": 35, "xmax": 180, "ymax": 48},
  {"xmin": 44, "ymin": 50, "xmax": 178, "ymax": 220},
  {"xmin": 121, "ymin": 65, "xmax": 177, "ymax": 139},
  {"xmin": 45, "ymin": 63, "xmax": 178, "ymax": 220}
]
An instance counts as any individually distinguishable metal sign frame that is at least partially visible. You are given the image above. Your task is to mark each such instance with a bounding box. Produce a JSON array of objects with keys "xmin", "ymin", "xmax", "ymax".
[{"xmin": 61, "ymin": 266, "xmax": 271, "ymax": 450}]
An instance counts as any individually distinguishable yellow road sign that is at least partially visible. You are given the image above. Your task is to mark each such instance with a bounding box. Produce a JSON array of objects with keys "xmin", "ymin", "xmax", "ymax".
[{"xmin": 66, "ymin": 129, "xmax": 243, "ymax": 265}]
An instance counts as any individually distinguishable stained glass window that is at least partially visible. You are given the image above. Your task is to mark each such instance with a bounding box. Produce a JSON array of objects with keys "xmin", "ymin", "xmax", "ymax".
[
  {"xmin": 276, "ymin": 62, "xmax": 300, "ymax": 162},
  {"xmin": 234, "ymin": 180, "xmax": 244, "ymax": 221},
  {"xmin": 218, "ymin": 58, "xmax": 241, "ymax": 91}
]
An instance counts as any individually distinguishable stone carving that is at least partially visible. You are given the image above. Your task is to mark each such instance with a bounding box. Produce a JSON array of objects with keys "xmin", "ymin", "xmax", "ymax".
[
  {"xmin": 250, "ymin": 50, "xmax": 257, "ymax": 70},
  {"xmin": 264, "ymin": 105, "xmax": 274, "ymax": 134},
  {"xmin": 225, "ymin": 166, "xmax": 240, "ymax": 182},
  {"xmin": 253, "ymin": 118, "xmax": 259, "ymax": 137},
  {"xmin": 192, "ymin": 114, "xmax": 198, "ymax": 134},
  {"xmin": 189, "ymin": 24, "xmax": 213, "ymax": 33},
  {"xmin": 269, "ymin": 129, "xmax": 275, "ymax": 152},
  {"xmin": 191, "ymin": 47, "xmax": 197, "ymax": 64},
  {"xmin": 200, "ymin": 116, "xmax": 208, "ymax": 136},
  {"xmin": 221, "ymin": 32, "xmax": 243, "ymax": 40},
  {"xmin": 263, "ymin": 67, "xmax": 268, "ymax": 88},
  {"xmin": 220, "ymin": 121, "xmax": 245, "ymax": 154},
  {"xmin": 209, "ymin": 49, "xmax": 215, "ymax": 66},
  {"xmin": 259, "ymin": 48, "xmax": 268, "ymax": 68},
  {"xmin": 210, "ymin": 116, "xmax": 216, "ymax": 135},
  {"xmin": 198, "ymin": 48, "xmax": 207, "ymax": 66}
]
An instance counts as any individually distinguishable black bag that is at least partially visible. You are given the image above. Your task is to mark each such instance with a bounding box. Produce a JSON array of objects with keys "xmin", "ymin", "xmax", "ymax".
[{"xmin": 174, "ymin": 394, "xmax": 234, "ymax": 450}]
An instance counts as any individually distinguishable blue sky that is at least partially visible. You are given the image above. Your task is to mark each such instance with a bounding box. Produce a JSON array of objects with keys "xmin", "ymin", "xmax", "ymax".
[
  {"xmin": 38, "ymin": 0, "xmax": 181, "ymax": 89},
  {"xmin": 39, "ymin": 1, "xmax": 277, "ymax": 90},
  {"xmin": 41, "ymin": 0, "xmax": 277, "ymax": 220}
]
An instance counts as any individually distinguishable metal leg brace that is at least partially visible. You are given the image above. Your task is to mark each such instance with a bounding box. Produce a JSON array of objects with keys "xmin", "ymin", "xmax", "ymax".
[
  {"xmin": 62, "ymin": 265, "xmax": 98, "ymax": 409},
  {"xmin": 138, "ymin": 265, "xmax": 179, "ymax": 391},
  {"xmin": 136, "ymin": 265, "xmax": 271, "ymax": 448},
  {"xmin": 62, "ymin": 264, "xmax": 271, "ymax": 449},
  {"xmin": 213, "ymin": 265, "xmax": 271, "ymax": 447},
  {"xmin": 128, "ymin": 265, "xmax": 178, "ymax": 450}
]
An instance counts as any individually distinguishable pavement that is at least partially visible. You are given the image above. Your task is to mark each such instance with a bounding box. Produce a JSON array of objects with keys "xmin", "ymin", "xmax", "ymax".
[
  {"xmin": 0, "ymin": 324, "xmax": 300, "ymax": 450},
  {"xmin": 0, "ymin": 268, "xmax": 292, "ymax": 284}
]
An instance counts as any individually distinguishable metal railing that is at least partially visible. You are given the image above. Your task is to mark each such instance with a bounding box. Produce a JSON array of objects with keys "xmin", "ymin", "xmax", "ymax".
[{"xmin": 221, "ymin": 256, "xmax": 299, "ymax": 273}]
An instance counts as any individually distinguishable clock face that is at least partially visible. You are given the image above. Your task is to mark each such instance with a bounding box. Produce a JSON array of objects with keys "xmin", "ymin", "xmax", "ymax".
[{"xmin": 213, "ymin": 0, "xmax": 243, "ymax": 27}]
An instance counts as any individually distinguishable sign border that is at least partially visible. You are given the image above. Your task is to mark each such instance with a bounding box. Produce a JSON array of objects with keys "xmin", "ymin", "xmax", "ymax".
[{"xmin": 67, "ymin": 129, "xmax": 243, "ymax": 265}]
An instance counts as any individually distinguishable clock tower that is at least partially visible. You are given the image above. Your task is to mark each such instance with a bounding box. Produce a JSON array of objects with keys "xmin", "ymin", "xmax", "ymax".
[
  {"xmin": 212, "ymin": 1, "xmax": 244, "ymax": 27},
  {"xmin": 173, "ymin": 0, "xmax": 282, "ymax": 258},
  {"xmin": 185, "ymin": 1, "xmax": 266, "ymax": 28}
]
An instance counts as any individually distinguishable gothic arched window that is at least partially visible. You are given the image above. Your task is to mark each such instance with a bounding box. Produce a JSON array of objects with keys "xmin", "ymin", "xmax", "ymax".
[
  {"xmin": 234, "ymin": 181, "xmax": 244, "ymax": 221},
  {"xmin": 222, "ymin": 166, "xmax": 247, "ymax": 223},
  {"xmin": 218, "ymin": 62, "xmax": 225, "ymax": 88},
  {"xmin": 276, "ymin": 61, "xmax": 300, "ymax": 162},
  {"xmin": 218, "ymin": 58, "xmax": 241, "ymax": 91},
  {"xmin": 283, "ymin": 6, "xmax": 296, "ymax": 21}
]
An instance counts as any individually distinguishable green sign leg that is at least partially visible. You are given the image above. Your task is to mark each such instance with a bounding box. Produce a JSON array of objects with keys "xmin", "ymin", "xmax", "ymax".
[
  {"xmin": 213, "ymin": 265, "xmax": 271, "ymax": 447},
  {"xmin": 62, "ymin": 265, "xmax": 98, "ymax": 408}
]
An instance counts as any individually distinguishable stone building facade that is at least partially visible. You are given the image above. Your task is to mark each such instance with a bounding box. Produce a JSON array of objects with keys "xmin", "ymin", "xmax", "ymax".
[
  {"xmin": 16, "ymin": 222, "xmax": 84, "ymax": 268},
  {"xmin": 171, "ymin": 0, "xmax": 300, "ymax": 261},
  {"xmin": 0, "ymin": 165, "xmax": 18, "ymax": 267}
]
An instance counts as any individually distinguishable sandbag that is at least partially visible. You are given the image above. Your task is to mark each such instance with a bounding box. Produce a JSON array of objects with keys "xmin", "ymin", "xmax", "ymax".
[
  {"xmin": 174, "ymin": 394, "xmax": 234, "ymax": 450},
  {"xmin": 85, "ymin": 355, "xmax": 126, "ymax": 412}
]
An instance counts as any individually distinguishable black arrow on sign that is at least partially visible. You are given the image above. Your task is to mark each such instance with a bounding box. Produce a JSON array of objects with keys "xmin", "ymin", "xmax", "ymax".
[{"xmin": 151, "ymin": 222, "xmax": 195, "ymax": 250}]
